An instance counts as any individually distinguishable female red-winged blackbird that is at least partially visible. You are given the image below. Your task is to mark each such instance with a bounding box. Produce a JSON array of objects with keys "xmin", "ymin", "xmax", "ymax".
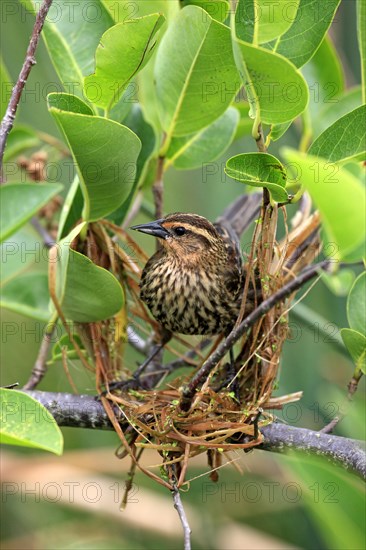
[{"xmin": 132, "ymin": 194, "xmax": 261, "ymax": 336}]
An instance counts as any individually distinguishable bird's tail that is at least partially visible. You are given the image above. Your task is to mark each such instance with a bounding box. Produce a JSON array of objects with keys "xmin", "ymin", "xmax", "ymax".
[{"xmin": 215, "ymin": 192, "xmax": 262, "ymax": 238}]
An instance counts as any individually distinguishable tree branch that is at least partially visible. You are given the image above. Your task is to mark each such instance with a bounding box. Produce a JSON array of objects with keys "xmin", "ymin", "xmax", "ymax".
[
  {"xmin": 0, "ymin": 0, "xmax": 53, "ymax": 171},
  {"xmin": 22, "ymin": 390, "xmax": 366, "ymax": 480},
  {"xmin": 172, "ymin": 486, "xmax": 192, "ymax": 550}
]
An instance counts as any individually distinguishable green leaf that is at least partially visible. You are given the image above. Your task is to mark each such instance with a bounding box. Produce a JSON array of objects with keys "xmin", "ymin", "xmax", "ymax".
[
  {"xmin": 341, "ymin": 329, "xmax": 366, "ymax": 374},
  {"xmin": 109, "ymin": 104, "xmax": 156, "ymax": 224},
  {"xmin": 55, "ymin": 224, "xmax": 124, "ymax": 322},
  {"xmin": 108, "ymin": 85, "xmax": 134, "ymax": 123},
  {"xmin": 302, "ymin": 36, "xmax": 344, "ymax": 120},
  {"xmin": 47, "ymin": 93, "xmax": 93, "ymax": 115},
  {"xmin": 102, "ymin": 0, "xmax": 175, "ymax": 21},
  {"xmin": 84, "ymin": 14, "xmax": 165, "ymax": 111},
  {"xmin": 321, "ymin": 269, "xmax": 356, "ymax": 297},
  {"xmin": 166, "ymin": 107, "xmax": 239, "ymax": 170},
  {"xmin": 0, "ymin": 389, "xmax": 63, "ymax": 455},
  {"xmin": 138, "ymin": 54, "xmax": 162, "ymax": 135},
  {"xmin": 0, "ymin": 272, "xmax": 50, "ymax": 321},
  {"xmin": 225, "ymin": 152, "xmax": 288, "ymax": 202},
  {"xmin": 155, "ymin": 5, "xmax": 239, "ymax": 137},
  {"xmin": 265, "ymin": 0, "xmax": 341, "ymax": 68},
  {"xmin": 181, "ymin": 0, "xmax": 229, "ymax": 22},
  {"xmin": 51, "ymin": 333, "xmax": 85, "ymax": 364},
  {"xmin": 236, "ymin": 40, "xmax": 309, "ymax": 124},
  {"xmin": 287, "ymin": 454, "xmax": 365, "ymax": 550},
  {"xmin": 281, "ymin": 149, "xmax": 366, "ymax": 260},
  {"xmin": 0, "ymin": 225, "xmax": 44, "ymax": 283},
  {"xmin": 313, "ymin": 86, "xmax": 362, "ymax": 138},
  {"xmin": 347, "ymin": 272, "xmax": 366, "ymax": 335},
  {"xmin": 26, "ymin": 0, "xmax": 113, "ymax": 97},
  {"xmin": 232, "ymin": 101, "xmax": 253, "ymax": 139},
  {"xmin": 308, "ymin": 105, "xmax": 366, "ymax": 163},
  {"xmin": 3, "ymin": 126, "xmax": 40, "ymax": 162},
  {"xmin": 57, "ymin": 176, "xmax": 84, "ymax": 240},
  {"xmin": 236, "ymin": 0, "xmax": 300, "ymax": 44},
  {"xmin": 269, "ymin": 121, "xmax": 292, "ymax": 142},
  {"xmin": 357, "ymin": 0, "xmax": 366, "ymax": 103},
  {"xmin": 0, "ymin": 183, "xmax": 63, "ymax": 243},
  {"xmin": 48, "ymin": 93, "xmax": 141, "ymax": 221}
]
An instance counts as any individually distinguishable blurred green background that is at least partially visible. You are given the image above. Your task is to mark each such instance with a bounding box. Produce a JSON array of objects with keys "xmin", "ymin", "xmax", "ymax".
[{"xmin": 1, "ymin": 1, "xmax": 365, "ymax": 549}]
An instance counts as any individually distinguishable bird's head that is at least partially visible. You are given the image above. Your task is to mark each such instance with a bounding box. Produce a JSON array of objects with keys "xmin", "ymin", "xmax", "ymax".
[{"xmin": 131, "ymin": 213, "xmax": 223, "ymax": 260}]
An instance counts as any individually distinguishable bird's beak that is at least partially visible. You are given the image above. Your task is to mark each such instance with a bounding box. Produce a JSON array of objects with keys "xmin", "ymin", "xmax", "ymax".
[{"xmin": 130, "ymin": 220, "xmax": 169, "ymax": 240}]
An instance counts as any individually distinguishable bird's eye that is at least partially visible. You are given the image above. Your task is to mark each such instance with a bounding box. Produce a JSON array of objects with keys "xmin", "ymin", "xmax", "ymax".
[{"xmin": 174, "ymin": 226, "xmax": 186, "ymax": 236}]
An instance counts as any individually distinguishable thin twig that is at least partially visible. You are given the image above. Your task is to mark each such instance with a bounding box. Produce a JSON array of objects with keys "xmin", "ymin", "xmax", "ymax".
[
  {"xmin": 162, "ymin": 338, "xmax": 212, "ymax": 372},
  {"xmin": 127, "ymin": 326, "xmax": 150, "ymax": 355},
  {"xmin": 30, "ymin": 217, "xmax": 55, "ymax": 248},
  {"xmin": 152, "ymin": 155, "xmax": 165, "ymax": 221},
  {"xmin": 320, "ymin": 370, "xmax": 364, "ymax": 434},
  {"xmin": 17, "ymin": 390, "xmax": 366, "ymax": 480},
  {"xmin": 0, "ymin": 0, "xmax": 53, "ymax": 171},
  {"xmin": 255, "ymin": 122, "xmax": 267, "ymax": 153},
  {"xmin": 172, "ymin": 486, "xmax": 192, "ymax": 550},
  {"xmin": 23, "ymin": 319, "xmax": 57, "ymax": 390},
  {"xmin": 122, "ymin": 192, "xmax": 143, "ymax": 229},
  {"xmin": 179, "ymin": 259, "xmax": 330, "ymax": 412}
]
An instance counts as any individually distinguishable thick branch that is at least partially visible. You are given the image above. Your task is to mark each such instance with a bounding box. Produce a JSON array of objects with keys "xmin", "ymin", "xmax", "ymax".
[
  {"xmin": 0, "ymin": 0, "xmax": 53, "ymax": 170},
  {"xmin": 22, "ymin": 391, "xmax": 366, "ymax": 480}
]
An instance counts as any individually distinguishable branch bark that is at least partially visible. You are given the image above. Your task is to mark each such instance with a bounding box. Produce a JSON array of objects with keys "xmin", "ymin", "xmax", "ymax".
[
  {"xmin": 0, "ymin": 0, "xmax": 53, "ymax": 171},
  {"xmin": 22, "ymin": 390, "xmax": 366, "ymax": 480}
]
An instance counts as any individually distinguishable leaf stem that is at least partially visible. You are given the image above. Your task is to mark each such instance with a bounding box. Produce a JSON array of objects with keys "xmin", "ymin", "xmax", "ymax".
[{"xmin": 23, "ymin": 311, "xmax": 58, "ymax": 390}]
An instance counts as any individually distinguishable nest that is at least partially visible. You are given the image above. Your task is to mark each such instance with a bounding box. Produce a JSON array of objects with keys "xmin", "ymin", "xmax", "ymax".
[{"xmin": 52, "ymin": 197, "xmax": 321, "ymax": 490}]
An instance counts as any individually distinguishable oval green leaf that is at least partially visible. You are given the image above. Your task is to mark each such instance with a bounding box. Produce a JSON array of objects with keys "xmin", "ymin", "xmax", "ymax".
[
  {"xmin": 26, "ymin": 0, "xmax": 114, "ymax": 97},
  {"xmin": 236, "ymin": 40, "xmax": 309, "ymax": 124},
  {"xmin": 0, "ymin": 389, "xmax": 63, "ymax": 455},
  {"xmin": 313, "ymin": 86, "xmax": 362, "ymax": 138},
  {"xmin": 347, "ymin": 272, "xmax": 366, "ymax": 335},
  {"xmin": 0, "ymin": 183, "xmax": 63, "ymax": 243},
  {"xmin": 0, "ymin": 272, "xmax": 50, "ymax": 321},
  {"xmin": 3, "ymin": 126, "xmax": 40, "ymax": 162},
  {"xmin": 51, "ymin": 333, "xmax": 86, "ymax": 364},
  {"xmin": 84, "ymin": 14, "xmax": 165, "ymax": 111},
  {"xmin": 225, "ymin": 152, "xmax": 288, "ymax": 202},
  {"xmin": 109, "ymin": 104, "xmax": 156, "ymax": 224},
  {"xmin": 166, "ymin": 107, "xmax": 239, "ymax": 170},
  {"xmin": 236, "ymin": 0, "xmax": 300, "ymax": 44},
  {"xmin": 48, "ymin": 94, "xmax": 141, "ymax": 221},
  {"xmin": 55, "ymin": 223, "xmax": 124, "ymax": 322},
  {"xmin": 1, "ymin": 225, "xmax": 43, "ymax": 282},
  {"xmin": 341, "ymin": 328, "xmax": 366, "ymax": 374},
  {"xmin": 281, "ymin": 148, "xmax": 366, "ymax": 260},
  {"xmin": 308, "ymin": 105, "xmax": 366, "ymax": 164},
  {"xmin": 47, "ymin": 93, "xmax": 94, "ymax": 115},
  {"xmin": 181, "ymin": 0, "xmax": 229, "ymax": 22},
  {"xmin": 155, "ymin": 5, "xmax": 239, "ymax": 137},
  {"xmin": 302, "ymin": 36, "xmax": 344, "ymax": 120},
  {"xmin": 57, "ymin": 176, "xmax": 84, "ymax": 240},
  {"xmin": 265, "ymin": 0, "xmax": 341, "ymax": 68}
]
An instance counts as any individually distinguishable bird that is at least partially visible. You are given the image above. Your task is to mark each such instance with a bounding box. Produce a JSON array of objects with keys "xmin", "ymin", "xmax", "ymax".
[{"xmin": 131, "ymin": 194, "xmax": 262, "ymax": 337}]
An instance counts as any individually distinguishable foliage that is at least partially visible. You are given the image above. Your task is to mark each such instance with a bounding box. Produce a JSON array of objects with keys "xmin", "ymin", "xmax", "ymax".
[{"xmin": 1, "ymin": 1, "xmax": 365, "ymax": 548}]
